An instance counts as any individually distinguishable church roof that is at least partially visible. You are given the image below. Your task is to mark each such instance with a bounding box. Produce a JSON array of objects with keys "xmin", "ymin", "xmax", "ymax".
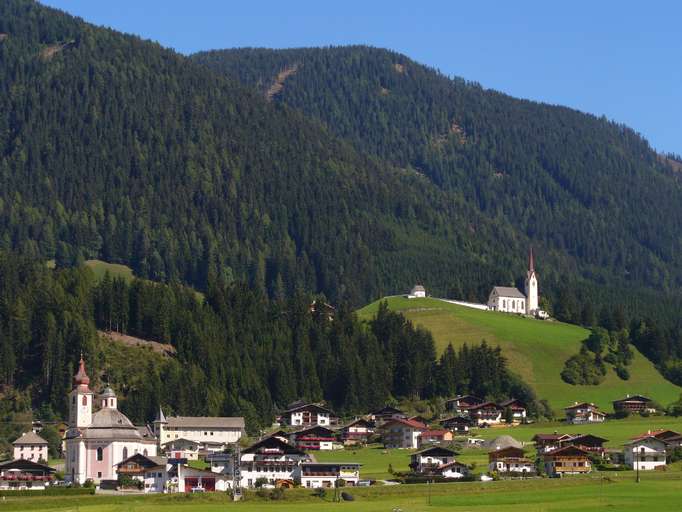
[
  {"xmin": 73, "ymin": 357, "xmax": 90, "ymax": 387},
  {"xmin": 100, "ymin": 387, "xmax": 116, "ymax": 398},
  {"xmin": 12, "ymin": 432, "xmax": 48, "ymax": 445},
  {"xmin": 491, "ymin": 286, "xmax": 526, "ymax": 299},
  {"xmin": 68, "ymin": 408, "xmax": 144, "ymax": 441},
  {"xmin": 166, "ymin": 416, "xmax": 245, "ymax": 429}
]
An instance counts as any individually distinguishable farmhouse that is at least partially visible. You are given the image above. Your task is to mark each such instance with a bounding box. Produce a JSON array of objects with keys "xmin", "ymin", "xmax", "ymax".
[
  {"xmin": 339, "ymin": 418, "xmax": 374, "ymax": 444},
  {"xmin": 154, "ymin": 408, "xmax": 244, "ymax": 450},
  {"xmin": 290, "ymin": 425, "xmax": 337, "ymax": 450},
  {"xmin": 564, "ymin": 402, "xmax": 606, "ymax": 424},
  {"xmin": 417, "ymin": 429, "xmax": 453, "ymax": 447},
  {"xmin": 0, "ymin": 459, "xmax": 55, "ymax": 491},
  {"xmin": 543, "ymin": 446, "xmax": 592, "ymax": 476},
  {"xmin": 115, "ymin": 453, "xmax": 169, "ymax": 493},
  {"xmin": 467, "ymin": 401, "xmax": 503, "ymax": 425},
  {"xmin": 300, "ymin": 462, "xmax": 361, "ymax": 488},
  {"xmin": 410, "ymin": 446, "xmax": 457, "ymax": 473},
  {"xmin": 12, "ymin": 432, "xmax": 48, "ymax": 462},
  {"xmin": 498, "ymin": 398, "xmax": 527, "ymax": 422},
  {"xmin": 161, "ymin": 438, "xmax": 201, "ymax": 460},
  {"xmin": 381, "ymin": 418, "xmax": 427, "ymax": 449},
  {"xmin": 370, "ymin": 405, "xmax": 407, "ymax": 424},
  {"xmin": 612, "ymin": 395, "xmax": 656, "ymax": 415},
  {"xmin": 488, "ymin": 446, "xmax": 535, "ymax": 475},
  {"xmin": 281, "ymin": 403, "xmax": 335, "ymax": 427},
  {"xmin": 439, "ymin": 415, "xmax": 472, "ymax": 433},
  {"xmin": 445, "ymin": 395, "xmax": 484, "ymax": 413},
  {"xmin": 532, "ymin": 433, "xmax": 573, "ymax": 454},
  {"xmin": 562, "ymin": 434, "xmax": 609, "ymax": 456},
  {"xmin": 624, "ymin": 435, "xmax": 667, "ymax": 470},
  {"xmin": 234, "ymin": 435, "xmax": 311, "ymax": 488}
]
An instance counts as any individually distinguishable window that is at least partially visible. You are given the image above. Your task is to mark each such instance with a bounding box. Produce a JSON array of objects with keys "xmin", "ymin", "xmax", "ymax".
[
  {"xmin": 97, "ymin": 472, "xmax": 102, "ymax": 478},
  {"xmin": 143, "ymin": 449, "xmax": 148, "ymax": 456},
  {"xmin": 122, "ymin": 447, "xmax": 128, "ymax": 460},
  {"xmin": 72, "ymin": 396, "xmax": 76, "ymax": 405},
  {"xmin": 96, "ymin": 447, "xmax": 103, "ymax": 461},
  {"xmin": 82, "ymin": 396, "xmax": 88, "ymax": 406}
]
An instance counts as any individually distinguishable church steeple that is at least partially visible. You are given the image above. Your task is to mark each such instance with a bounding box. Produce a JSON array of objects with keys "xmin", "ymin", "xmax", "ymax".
[
  {"xmin": 524, "ymin": 247, "xmax": 539, "ymax": 315},
  {"xmin": 69, "ymin": 356, "xmax": 94, "ymax": 428},
  {"xmin": 528, "ymin": 246, "xmax": 535, "ymax": 273}
]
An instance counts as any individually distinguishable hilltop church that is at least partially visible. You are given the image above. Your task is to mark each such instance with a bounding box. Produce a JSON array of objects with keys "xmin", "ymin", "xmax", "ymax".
[{"xmin": 487, "ymin": 248, "xmax": 545, "ymax": 317}]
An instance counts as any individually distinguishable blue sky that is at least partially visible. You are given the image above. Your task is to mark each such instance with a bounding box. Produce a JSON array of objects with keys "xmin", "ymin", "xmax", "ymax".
[{"xmin": 41, "ymin": 1, "xmax": 682, "ymax": 155}]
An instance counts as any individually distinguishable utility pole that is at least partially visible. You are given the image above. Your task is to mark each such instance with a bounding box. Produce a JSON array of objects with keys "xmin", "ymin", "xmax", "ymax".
[{"xmin": 636, "ymin": 446, "xmax": 641, "ymax": 483}]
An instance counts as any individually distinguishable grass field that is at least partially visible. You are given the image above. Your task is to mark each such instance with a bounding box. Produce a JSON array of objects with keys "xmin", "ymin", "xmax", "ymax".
[
  {"xmin": 357, "ymin": 296, "xmax": 682, "ymax": 411},
  {"xmin": 85, "ymin": 259, "xmax": 135, "ymax": 282},
  {"xmin": 5, "ymin": 474, "xmax": 682, "ymax": 511}
]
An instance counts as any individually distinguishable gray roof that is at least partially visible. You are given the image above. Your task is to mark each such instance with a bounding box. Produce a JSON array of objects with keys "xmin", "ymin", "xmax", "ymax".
[
  {"xmin": 66, "ymin": 408, "xmax": 145, "ymax": 441},
  {"xmin": 155, "ymin": 406, "xmax": 167, "ymax": 423},
  {"xmin": 486, "ymin": 435, "xmax": 523, "ymax": 450},
  {"xmin": 491, "ymin": 286, "xmax": 526, "ymax": 299},
  {"xmin": 100, "ymin": 387, "xmax": 116, "ymax": 398},
  {"xmin": 166, "ymin": 416, "xmax": 245, "ymax": 429},
  {"xmin": 12, "ymin": 432, "xmax": 48, "ymax": 445},
  {"xmin": 411, "ymin": 285, "xmax": 425, "ymax": 292}
]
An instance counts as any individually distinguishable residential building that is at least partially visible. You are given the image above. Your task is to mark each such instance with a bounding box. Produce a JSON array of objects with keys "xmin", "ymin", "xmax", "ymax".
[
  {"xmin": 154, "ymin": 408, "xmax": 244, "ymax": 449},
  {"xmin": 561, "ymin": 434, "xmax": 609, "ymax": 456},
  {"xmin": 64, "ymin": 358, "xmax": 158, "ymax": 485},
  {"xmin": 624, "ymin": 436, "xmax": 667, "ymax": 470},
  {"xmin": 439, "ymin": 416, "xmax": 472, "ymax": 433},
  {"xmin": 161, "ymin": 438, "xmax": 201, "ymax": 460},
  {"xmin": 290, "ymin": 426, "xmax": 336, "ymax": 450},
  {"xmin": 445, "ymin": 395, "xmax": 484, "ymax": 413},
  {"xmin": 301, "ymin": 463, "xmax": 361, "ymax": 488},
  {"xmin": 488, "ymin": 446, "xmax": 535, "ymax": 475},
  {"xmin": 281, "ymin": 403, "xmax": 335, "ymax": 427},
  {"xmin": 417, "ymin": 429, "xmax": 453, "ymax": 447},
  {"xmin": 115, "ymin": 453, "xmax": 169, "ymax": 493},
  {"xmin": 543, "ymin": 446, "xmax": 592, "ymax": 476},
  {"xmin": 498, "ymin": 398, "xmax": 527, "ymax": 422},
  {"xmin": 381, "ymin": 418, "xmax": 427, "ymax": 449},
  {"xmin": 467, "ymin": 402, "xmax": 503, "ymax": 425},
  {"xmin": 339, "ymin": 418, "xmax": 374, "ymax": 444},
  {"xmin": 410, "ymin": 446, "xmax": 457, "ymax": 473},
  {"xmin": 234, "ymin": 436, "xmax": 311, "ymax": 488},
  {"xmin": 177, "ymin": 463, "xmax": 232, "ymax": 492},
  {"xmin": 434, "ymin": 460, "xmax": 470, "ymax": 479},
  {"xmin": 0, "ymin": 459, "xmax": 55, "ymax": 491},
  {"xmin": 369, "ymin": 406, "xmax": 407, "ymax": 425},
  {"xmin": 532, "ymin": 433, "xmax": 573, "ymax": 454},
  {"xmin": 564, "ymin": 402, "xmax": 606, "ymax": 424},
  {"xmin": 12, "ymin": 432, "xmax": 49, "ymax": 462},
  {"xmin": 612, "ymin": 395, "xmax": 655, "ymax": 415}
]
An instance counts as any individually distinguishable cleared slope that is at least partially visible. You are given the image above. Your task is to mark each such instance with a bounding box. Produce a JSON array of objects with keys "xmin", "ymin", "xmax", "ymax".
[{"xmin": 357, "ymin": 297, "xmax": 681, "ymax": 411}]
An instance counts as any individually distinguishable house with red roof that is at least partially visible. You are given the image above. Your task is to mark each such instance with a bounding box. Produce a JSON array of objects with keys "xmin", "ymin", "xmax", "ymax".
[
  {"xmin": 543, "ymin": 446, "xmax": 592, "ymax": 476},
  {"xmin": 381, "ymin": 418, "xmax": 427, "ymax": 449},
  {"xmin": 417, "ymin": 429, "xmax": 453, "ymax": 448}
]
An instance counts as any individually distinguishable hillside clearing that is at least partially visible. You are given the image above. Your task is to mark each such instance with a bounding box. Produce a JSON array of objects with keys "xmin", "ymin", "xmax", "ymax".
[{"xmin": 357, "ymin": 297, "xmax": 682, "ymax": 411}]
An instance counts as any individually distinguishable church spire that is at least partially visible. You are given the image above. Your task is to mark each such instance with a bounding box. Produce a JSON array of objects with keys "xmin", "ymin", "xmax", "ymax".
[
  {"xmin": 73, "ymin": 355, "xmax": 90, "ymax": 389},
  {"xmin": 528, "ymin": 246, "xmax": 535, "ymax": 273}
]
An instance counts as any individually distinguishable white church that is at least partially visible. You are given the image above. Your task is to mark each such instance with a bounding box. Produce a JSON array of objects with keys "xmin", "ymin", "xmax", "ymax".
[{"xmin": 487, "ymin": 248, "xmax": 547, "ymax": 318}]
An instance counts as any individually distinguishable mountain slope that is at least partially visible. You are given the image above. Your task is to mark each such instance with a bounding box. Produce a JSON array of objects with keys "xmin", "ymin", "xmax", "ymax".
[
  {"xmin": 0, "ymin": 1, "xmax": 528, "ymax": 306},
  {"xmin": 357, "ymin": 297, "xmax": 682, "ymax": 410},
  {"xmin": 193, "ymin": 46, "xmax": 682, "ymax": 318}
]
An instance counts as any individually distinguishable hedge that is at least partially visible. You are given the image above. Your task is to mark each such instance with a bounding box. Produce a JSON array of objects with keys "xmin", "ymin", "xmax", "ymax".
[{"xmin": 0, "ymin": 487, "xmax": 96, "ymax": 497}]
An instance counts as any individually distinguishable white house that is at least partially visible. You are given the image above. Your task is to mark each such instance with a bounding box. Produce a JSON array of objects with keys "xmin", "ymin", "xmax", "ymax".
[
  {"xmin": 381, "ymin": 418, "xmax": 427, "ymax": 449},
  {"xmin": 0, "ymin": 459, "xmax": 55, "ymax": 491},
  {"xmin": 488, "ymin": 446, "xmax": 535, "ymax": 475},
  {"xmin": 564, "ymin": 402, "xmax": 607, "ymax": 424},
  {"xmin": 154, "ymin": 408, "xmax": 244, "ymax": 450},
  {"xmin": 289, "ymin": 426, "xmax": 337, "ymax": 451},
  {"xmin": 498, "ymin": 398, "xmax": 527, "ymax": 422},
  {"xmin": 624, "ymin": 436, "xmax": 667, "ymax": 471},
  {"xmin": 409, "ymin": 285, "xmax": 426, "ymax": 298},
  {"xmin": 281, "ymin": 403, "xmax": 334, "ymax": 427},
  {"xmin": 115, "ymin": 453, "xmax": 169, "ymax": 493},
  {"xmin": 410, "ymin": 446, "xmax": 457, "ymax": 473},
  {"xmin": 12, "ymin": 432, "xmax": 49, "ymax": 462},
  {"xmin": 161, "ymin": 438, "xmax": 201, "ymax": 460},
  {"xmin": 300, "ymin": 462, "xmax": 361, "ymax": 488},
  {"xmin": 234, "ymin": 435, "xmax": 311, "ymax": 488}
]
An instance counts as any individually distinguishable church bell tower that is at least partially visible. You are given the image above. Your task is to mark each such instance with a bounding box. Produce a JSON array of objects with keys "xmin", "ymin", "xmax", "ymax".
[
  {"xmin": 524, "ymin": 247, "xmax": 539, "ymax": 315},
  {"xmin": 69, "ymin": 356, "xmax": 94, "ymax": 428}
]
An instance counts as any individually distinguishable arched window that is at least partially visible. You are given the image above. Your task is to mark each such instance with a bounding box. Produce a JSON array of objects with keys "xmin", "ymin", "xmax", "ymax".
[
  {"xmin": 122, "ymin": 447, "xmax": 128, "ymax": 460},
  {"xmin": 96, "ymin": 447, "xmax": 103, "ymax": 461},
  {"xmin": 82, "ymin": 395, "xmax": 87, "ymax": 406},
  {"xmin": 143, "ymin": 449, "xmax": 148, "ymax": 456}
]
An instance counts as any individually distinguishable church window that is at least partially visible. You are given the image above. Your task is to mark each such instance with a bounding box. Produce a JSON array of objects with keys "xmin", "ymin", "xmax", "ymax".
[
  {"xmin": 143, "ymin": 449, "xmax": 148, "ymax": 456},
  {"xmin": 96, "ymin": 447, "xmax": 103, "ymax": 461},
  {"xmin": 82, "ymin": 396, "xmax": 87, "ymax": 406},
  {"xmin": 122, "ymin": 447, "xmax": 128, "ymax": 460},
  {"xmin": 502, "ymin": 300, "xmax": 506, "ymax": 308},
  {"xmin": 72, "ymin": 396, "xmax": 76, "ymax": 405}
]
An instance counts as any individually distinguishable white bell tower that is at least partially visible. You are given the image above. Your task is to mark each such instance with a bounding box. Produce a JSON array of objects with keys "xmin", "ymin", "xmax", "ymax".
[
  {"xmin": 68, "ymin": 356, "xmax": 93, "ymax": 428},
  {"xmin": 525, "ymin": 247, "xmax": 539, "ymax": 314}
]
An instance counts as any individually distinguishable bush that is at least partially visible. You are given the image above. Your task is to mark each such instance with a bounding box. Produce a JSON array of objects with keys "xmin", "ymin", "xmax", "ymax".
[
  {"xmin": 269, "ymin": 488, "xmax": 285, "ymax": 500},
  {"xmin": 0, "ymin": 487, "xmax": 95, "ymax": 497},
  {"xmin": 615, "ymin": 365, "xmax": 630, "ymax": 380},
  {"xmin": 83, "ymin": 479, "xmax": 95, "ymax": 489},
  {"xmin": 254, "ymin": 477, "xmax": 268, "ymax": 488}
]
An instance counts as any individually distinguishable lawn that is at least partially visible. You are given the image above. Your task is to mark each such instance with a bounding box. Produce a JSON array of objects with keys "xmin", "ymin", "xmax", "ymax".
[
  {"xmin": 6, "ymin": 474, "xmax": 682, "ymax": 511},
  {"xmin": 314, "ymin": 444, "xmax": 414, "ymax": 480},
  {"xmin": 85, "ymin": 259, "xmax": 135, "ymax": 282},
  {"xmin": 357, "ymin": 296, "xmax": 682, "ymax": 411}
]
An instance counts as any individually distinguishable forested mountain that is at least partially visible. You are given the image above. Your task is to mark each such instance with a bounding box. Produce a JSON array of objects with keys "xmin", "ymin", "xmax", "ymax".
[
  {"xmin": 0, "ymin": 0, "xmax": 525, "ymax": 307},
  {"xmin": 193, "ymin": 46, "xmax": 682, "ymax": 323}
]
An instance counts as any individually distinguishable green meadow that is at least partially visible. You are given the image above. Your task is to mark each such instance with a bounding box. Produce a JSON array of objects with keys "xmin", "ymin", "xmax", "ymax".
[
  {"xmin": 357, "ymin": 297, "xmax": 682, "ymax": 411},
  {"xmin": 84, "ymin": 259, "xmax": 136, "ymax": 282},
  {"xmin": 5, "ymin": 474, "xmax": 682, "ymax": 511}
]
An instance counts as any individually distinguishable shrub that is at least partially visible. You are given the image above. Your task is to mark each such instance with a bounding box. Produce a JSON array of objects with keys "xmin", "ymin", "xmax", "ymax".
[
  {"xmin": 269, "ymin": 488, "xmax": 284, "ymax": 500},
  {"xmin": 254, "ymin": 477, "xmax": 268, "ymax": 488},
  {"xmin": 615, "ymin": 365, "xmax": 630, "ymax": 380}
]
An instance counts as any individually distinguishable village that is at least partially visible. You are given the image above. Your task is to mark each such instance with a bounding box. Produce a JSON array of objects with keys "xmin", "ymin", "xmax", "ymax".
[{"xmin": 1, "ymin": 356, "xmax": 680, "ymax": 496}]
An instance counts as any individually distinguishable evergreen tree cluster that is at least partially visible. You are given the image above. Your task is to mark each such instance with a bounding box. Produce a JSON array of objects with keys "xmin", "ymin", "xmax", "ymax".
[{"xmin": 0, "ymin": 253, "xmax": 529, "ymax": 431}]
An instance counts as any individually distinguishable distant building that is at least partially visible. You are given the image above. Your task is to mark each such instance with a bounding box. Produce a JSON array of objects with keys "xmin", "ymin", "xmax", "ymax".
[
  {"xmin": 445, "ymin": 395, "xmax": 484, "ymax": 414},
  {"xmin": 417, "ymin": 429, "xmax": 453, "ymax": 447},
  {"xmin": 409, "ymin": 285, "xmax": 426, "ymax": 298},
  {"xmin": 381, "ymin": 418, "xmax": 427, "ymax": 449},
  {"xmin": 467, "ymin": 402, "xmax": 503, "ymax": 426},
  {"xmin": 229, "ymin": 436, "xmax": 311, "ymax": 488},
  {"xmin": 498, "ymin": 398, "xmax": 527, "ymax": 422},
  {"xmin": 543, "ymin": 446, "xmax": 592, "ymax": 476},
  {"xmin": 488, "ymin": 446, "xmax": 535, "ymax": 475},
  {"xmin": 439, "ymin": 416, "xmax": 472, "ymax": 433},
  {"xmin": 162, "ymin": 438, "xmax": 201, "ymax": 460},
  {"xmin": 12, "ymin": 432, "xmax": 48, "ymax": 462},
  {"xmin": 410, "ymin": 446, "xmax": 460, "ymax": 474},
  {"xmin": 339, "ymin": 418, "xmax": 374, "ymax": 444},
  {"xmin": 0, "ymin": 459, "xmax": 55, "ymax": 491},
  {"xmin": 612, "ymin": 395, "xmax": 656, "ymax": 415},
  {"xmin": 290, "ymin": 425, "xmax": 337, "ymax": 451},
  {"xmin": 488, "ymin": 248, "xmax": 546, "ymax": 317},
  {"xmin": 624, "ymin": 435, "xmax": 668, "ymax": 471},
  {"xmin": 564, "ymin": 402, "xmax": 606, "ymax": 424},
  {"xmin": 369, "ymin": 405, "xmax": 407, "ymax": 425},
  {"xmin": 301, "ymin": 462, "xmax": 361, "ymax": 488},
  {"xmin": 115, "ymin": 453, "xmax": 169, "ymax": 493},
  {"xmin": 154, "ymin": 408, "xmax": 244, "ymax": 451},
  {"xmin": 281, "ymin": 403, "xmax": 335, "ymax": 427}
]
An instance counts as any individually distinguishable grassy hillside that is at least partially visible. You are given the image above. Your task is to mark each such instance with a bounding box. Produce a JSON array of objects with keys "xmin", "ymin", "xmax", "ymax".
[
  {"xmin": 357, "ymin": 297, "xmax": 681, "ymax": 411},
  {"xmin": 84, "ymin": 259, "xmax": 135, "ymax": 282}
]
